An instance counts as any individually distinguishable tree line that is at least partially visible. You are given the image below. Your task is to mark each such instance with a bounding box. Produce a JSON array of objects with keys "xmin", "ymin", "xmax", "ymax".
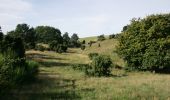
[{"xmin": 3, "ymin": 24, "xmax": 82, "ymax": 53}]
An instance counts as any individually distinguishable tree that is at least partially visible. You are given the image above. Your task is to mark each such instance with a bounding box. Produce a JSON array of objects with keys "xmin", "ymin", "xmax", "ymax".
[
  {"xmin": 82, "ymin": 40, "xmax": 86, "ymax": 44},
  {"xmin": 35, "ymin": 26, "xmax": 62, "ymax": 43},
  {"xmin": 109, "ymin": 34, "xmax": 115, "ymax": 39},
  {"xmin": 70, "ymin": 33, "xmax": 80, "ymax": 47},
  {"xmin": 7, "ymin": 23, "xmax": 36, "ymax": 49},
  {"xmin": 25, "ymin": 27, "xmax": 36, "ymax": 49},
  {"xmin": 97, "ymin": 34, "xmax": 105, "ymax": 41},
  {"xmin": 63, "ymin": 32, "xmax": 70, "ymax": 45},
  {"xmin": 71, "ymin": 33, "xmax": 79, "ymax": 42},
  {"xmin": 116, "ymin": 14, "xmax": 170, "ymax": 72}
]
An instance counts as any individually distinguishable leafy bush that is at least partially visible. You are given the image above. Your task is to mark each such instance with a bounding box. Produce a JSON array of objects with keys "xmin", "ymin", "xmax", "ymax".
[
  {"xmin": 0, "ymin": 52, "xmax": 39, "ymax": 92},
  {"xmin": 72, "ymin": 54, "xmax": 112, "ymax": 77},
  {"xmin": 116, "ymin": 14, "xmax": 170, "ymax": 72},
  {"xmin": 97, "ymin": 34, "xmax": 105, "ymax": 41},
  {"xmin": 88, "ymin": 53, "xmax": 99, "ymax": 60},
  {"xmin": 49, "ymin": 41, "xmax": 68, "ymax": 53},
  {"xmin": 0, "ymin": 36, "xmax": 39, "ymax": 92},
  {"xmin": 90, "ymin": 55, "xmax": 112, "ymax": 76},
  {"xmin": 109, "ymin": 34, "xmax": 115, "ymax": 39},
  {"xmin": 81, "ymin": 45, "xmax": 86, "ymax": 50}
]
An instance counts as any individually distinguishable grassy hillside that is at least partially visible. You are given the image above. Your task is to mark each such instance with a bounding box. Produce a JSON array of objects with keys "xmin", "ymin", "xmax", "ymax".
[
  {"xmin": 79, "ymin": 37, "xmax": 125, "ymax": 67},
  {"xmin": 79, "ymin": 36, "xmax": 98, "ymax": 43},
  {"xmin": 7, "ymin": 49, "xmax": 170, "ymax": 100},
  {"xmin": 5, "ymin": 36, "xmax": 170, "ymax": 100}
]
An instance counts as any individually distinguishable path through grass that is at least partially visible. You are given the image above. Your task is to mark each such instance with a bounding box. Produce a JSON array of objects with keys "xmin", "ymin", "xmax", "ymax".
[{"xmin": 3, "ymin": 49, "xmax": 170, "ymax": 100}]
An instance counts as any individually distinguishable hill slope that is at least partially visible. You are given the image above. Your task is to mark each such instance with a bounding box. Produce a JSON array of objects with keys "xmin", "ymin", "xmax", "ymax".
[{"xmin": 79, "ymin": 37, "xmax": 125, "ymax": 67}]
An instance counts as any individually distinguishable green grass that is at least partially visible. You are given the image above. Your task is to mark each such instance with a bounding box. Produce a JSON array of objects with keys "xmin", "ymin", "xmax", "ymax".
[
  {"xmin": 79, "ymin": 36, "xmax": 98, "ymax": 43},
  {"xmin": 79, "ymin": 38, "xmax": 125, "ymax": 67},
  {"xmin": 2, "ymin": 38, "xmax": 170, "ymax": 100}
]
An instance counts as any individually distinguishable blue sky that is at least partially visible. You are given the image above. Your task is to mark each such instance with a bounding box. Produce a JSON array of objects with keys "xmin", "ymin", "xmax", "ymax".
[{"xmin": 0, "ymin": 0, "xmax": 170, "ymax": 37}]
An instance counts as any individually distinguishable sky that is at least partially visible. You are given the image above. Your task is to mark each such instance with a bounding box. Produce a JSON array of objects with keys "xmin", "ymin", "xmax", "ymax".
[{"xmin": 0, "ymin": 0, "xmax": 170, "ymax": 37}]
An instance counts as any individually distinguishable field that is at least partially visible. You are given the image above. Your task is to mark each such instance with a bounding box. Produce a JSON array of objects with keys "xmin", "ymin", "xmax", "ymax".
[{"xmin": 5, "ymin": 38, "xmax": 170, "ymax": 100}]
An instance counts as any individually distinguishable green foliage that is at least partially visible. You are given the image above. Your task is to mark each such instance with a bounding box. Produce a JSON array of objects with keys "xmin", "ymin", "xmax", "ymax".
[
  {"xmin": 63, "ymin": 32, "xmax": 70, "ymax": 46},
  {"xmin": 109, "ymin": 34, "xmax": 115, "ymax": 39},
  {"xmin": 35, "ymin": 45, "xmax": 46, "ymax": 52},
  {"xmin": 82, "ymin": 40, "xmax": 86, "ymax": 44},
  {"xmin": 7, "ymin": 23, "xmax": 36, "ymax": 49},
  {"xmin": 89, "ymin": 55, "xmax": 112, "ymax": 76},
  {"xmin": 117, "ymin": 14, "xmax": 170, "ymax": 72},
  {"xmin": 35, "ymin": 26, "xmax": 62, "ymax": 44},
  {"xmin": 0, "ymin": 51, "xmax": 38, "ymax": 92},
  {"xmin": 70, "ymin": 33, "xmax": 81, "ymax": 47},
  {"xmin": 2, "ymin": 35, "xmax": 25, "ymax": 59},
  {"xmin": 25, "ymin": 60, "xmax": 39, "ymax": 80},
  {"xmin": 49, "ymin": 41, "xmax": 68, "ymax": 53},
  {"xmin": 97, "ymin": 34, "xmax": 105, "ymax": 41},
  {"xmin": 81, "ymin": 45, "xmax": 86, "ymax": 50},
  {"xmin": 88, "ymin": 53, "xmax": 99, "ymax": 60},
  {"xmin": 72, "ymin": 54, "xmax": 112, "ymax": 77}
]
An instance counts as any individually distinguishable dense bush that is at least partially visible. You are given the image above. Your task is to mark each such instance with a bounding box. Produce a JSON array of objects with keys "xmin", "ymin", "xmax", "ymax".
[
  {"xmin": 0, "ymin": 35, "xmax": 39, "ymax": 92},
  {"xmin": 81, "ymin": 45, "xmax": 86, "ymax": 50},
  {"xmin": 109, "ymin": 34, "xmax": 115, "ymax": 39},
  {"xmin": 117, "ymin": 14, "xmax": 170, "ymax": 72},
  {"xmin": 88, "ymin": 53, "xmax": 99, "ymax": 60},
  {"xmin": 49, "ymin": 41, "xmax": 68, "ymax": 53},
  {"xmin": 0, "ymin": 51, "xmax": 38, "ymax": 92},
  {"xmin": 97, "ymin": 34, "xmax": 105, "ymax": 41},
  {"xmin": 72, "ymin": 54, "xmax": 112, "ymax": 77},
  {"xmin": 35, "ymin": 26, "xmax": 63, "ymax": 43},
  {"xmin": 90, "ymin": 55, "xmax": 112, "ymax": 76},
  {"xmin": 7, "ymin": 24, "xmax": 36, "ymax": 50}
]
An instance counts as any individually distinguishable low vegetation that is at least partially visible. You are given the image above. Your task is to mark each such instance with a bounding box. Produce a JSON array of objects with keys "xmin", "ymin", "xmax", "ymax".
[{"xmin": 0, "ymin": 13, "xmax": 170, "ymax": 99}]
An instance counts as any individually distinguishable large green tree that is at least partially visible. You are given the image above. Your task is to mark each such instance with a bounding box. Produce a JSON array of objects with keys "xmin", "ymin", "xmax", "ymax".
[
  {"xmin": 7, "ymin": 23, "xmax": 36, "ymax": 49},
  {"xmin": 35, "ymin": 26, "xmax": 63, "ymax": 43},
  {"xmin": 70, "ymin": 33, "xmax": 80, "ymax": 47},
  {"xmin": 63, "ymin": 32, "xmax": 70, "ymax": 45},
  {"xmin": 117, "ymin": 14, "xmax": 170, "ymax": 72}
]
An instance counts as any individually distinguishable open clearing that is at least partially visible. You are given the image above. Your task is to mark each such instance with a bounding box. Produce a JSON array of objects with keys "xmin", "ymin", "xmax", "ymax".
[{"xmin": 6, "ymin": 46, "xmax": 170, "ymax": 100}]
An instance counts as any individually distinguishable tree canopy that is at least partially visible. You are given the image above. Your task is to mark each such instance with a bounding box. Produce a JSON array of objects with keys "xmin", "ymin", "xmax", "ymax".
[
  {"xmin": 117, "ymin": 14, "xmax": 170, "ymax": 72},
  {"xmin": 35, "ymin": 26, "xmax": 62, "ymax": 43}
]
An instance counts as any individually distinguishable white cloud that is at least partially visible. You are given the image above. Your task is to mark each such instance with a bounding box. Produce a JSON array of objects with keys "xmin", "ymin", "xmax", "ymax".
[{"xmin": 0, "ymin": 0, "xmax": 32, "ymax": 33}]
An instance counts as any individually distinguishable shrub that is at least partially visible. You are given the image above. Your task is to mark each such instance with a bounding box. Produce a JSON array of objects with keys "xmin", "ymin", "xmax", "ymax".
[
  {"xmin": 90, "ymin": 55, "xmax": 112, "ymax": 76},
  {"xmin": 49, "ymin": 41, "xmax": 68, "ymax": 53},
  {"xmin": 88, "ymin": 53, "xmax": 99, "ymax": 60},
  {"xmin": 0, "ymin": 51, "xmax": 39, "ymax": 93},
  {"xmin": 117, "ymin": 14, "xmax": 170, "ymax": 72},
  {"xmin": 109, "ymin": 34, "xmax": 115, "ymax": 39},
  {"xmin": 81, "ymin": 45, "xmax": 86, "ymax": 50},
  {"xmin": 97, "ymin": 34, "xmax": 105, "ymax": 41}
]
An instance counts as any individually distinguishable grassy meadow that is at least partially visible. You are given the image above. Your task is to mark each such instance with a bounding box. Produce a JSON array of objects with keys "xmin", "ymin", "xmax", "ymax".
[{"xmin": 4, "ymin": 38, "xmax": 170, "ymax": 100}]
